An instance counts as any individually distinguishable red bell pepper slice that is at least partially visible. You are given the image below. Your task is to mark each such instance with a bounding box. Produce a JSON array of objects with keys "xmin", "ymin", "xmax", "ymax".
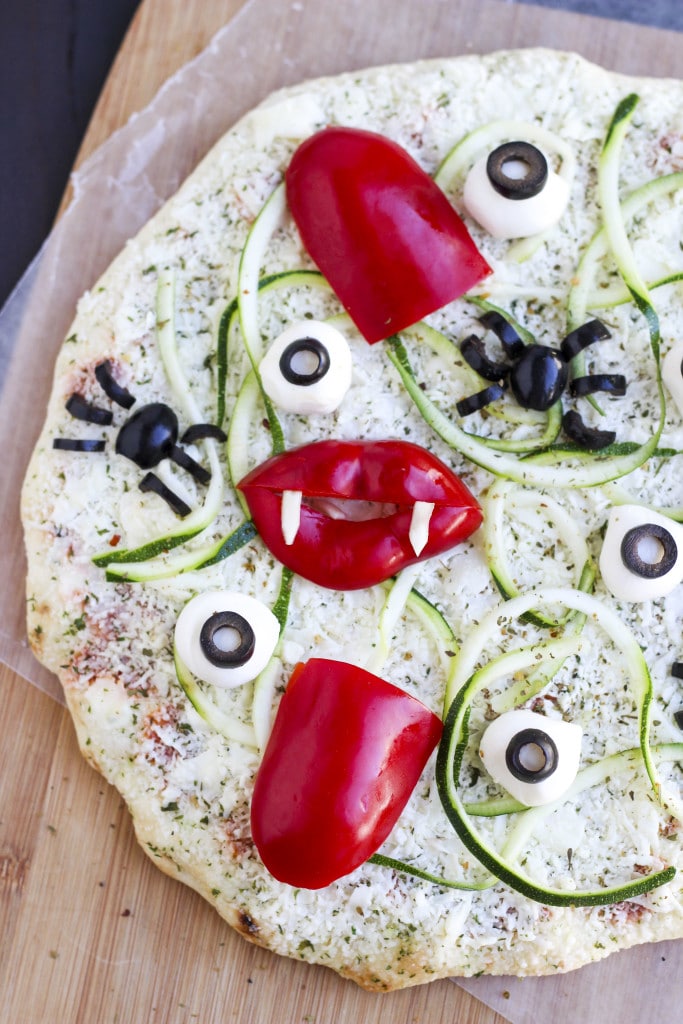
[
  {"xmin": 285, "ymin": 126, "xmax": 491, "ymax": 344},
  {"xmin": 250, "ymin": 658, "xmax": 443, "ymax": 889},
  {"xmin": 238, "ymin": 438, "xmax": 482, "ymax": 590}
]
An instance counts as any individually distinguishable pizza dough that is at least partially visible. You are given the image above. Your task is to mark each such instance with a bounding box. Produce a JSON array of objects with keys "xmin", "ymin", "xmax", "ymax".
[{"xmin": 21, "ymin": 49, "xmax": 683, "ymax": 989}]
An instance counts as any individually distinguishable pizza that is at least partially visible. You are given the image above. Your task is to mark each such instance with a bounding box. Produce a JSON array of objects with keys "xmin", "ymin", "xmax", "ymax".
[{"xmin": 21, "ymin": 48, "xmax": 683, "ymax": 990}]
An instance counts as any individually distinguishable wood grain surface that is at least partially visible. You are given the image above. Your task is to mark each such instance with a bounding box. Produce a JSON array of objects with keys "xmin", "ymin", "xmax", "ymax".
[{"xmin": 2, "ymin": 1, "xmax": 682, "ymax": 1021}]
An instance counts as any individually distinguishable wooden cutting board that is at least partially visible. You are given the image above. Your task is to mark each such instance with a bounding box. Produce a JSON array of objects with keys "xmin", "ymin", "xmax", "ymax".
[{"xmin": 2, "ymin": 2, "xmax": 682, "ymax": 1021}]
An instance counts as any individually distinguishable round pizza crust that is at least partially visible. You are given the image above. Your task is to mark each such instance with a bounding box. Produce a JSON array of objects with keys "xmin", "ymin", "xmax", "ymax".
[{"xmin": 22, "ymin": 49, "xmax": 683, "ymax": 989}]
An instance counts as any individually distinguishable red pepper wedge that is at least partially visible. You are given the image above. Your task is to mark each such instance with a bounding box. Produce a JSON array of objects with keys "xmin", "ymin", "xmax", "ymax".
[
  {"xmin": 250, "ymin": 658, "xmax": 443, "ymax": 889},
  {"xmin": 238, "ymin": 438, "xmax": 482, "ymax": 590},
  {"xmin": 285, "ymin": 126, "xmax": 492, "ymax": 343}
]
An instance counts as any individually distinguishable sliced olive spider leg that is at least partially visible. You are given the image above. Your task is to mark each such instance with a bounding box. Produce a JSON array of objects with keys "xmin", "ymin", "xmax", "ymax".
[
  {"xmin": 456, "ymin": 383, "xmax": 507, "ymax": 417},
  {"xmin": 168, "ymin": 444, "xmax": 212, "ymax": 484},
  {"xmin": 561, "ymin": 410, "xmax": 616, "ymax": 449},
  {"xmin": 560, "ymin": 318, "xmax": 611, "ymax": 361},
  {"xmin": 569, "ymin": 374, "xmax": 627, "ymax": 398},
  {"xmin": 460, "ymin": 334, "xmax": 510, "ymax": 382},
  {"xmin": 477, "ymin": 310, "xmax": 526, "ymax": 359},
  {"xmin": 560, "ymin": 319, "xmax": 625, "ymax": 448},
  {"xmin": 565, "ymin": 323, "xmax": 626, "ymax": 397}
]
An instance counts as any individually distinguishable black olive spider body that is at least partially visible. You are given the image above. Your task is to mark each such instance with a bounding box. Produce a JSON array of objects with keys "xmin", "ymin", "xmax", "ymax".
[
  {"xmin": 53, "ymin": 360, "xmax": 226, "ymax": 517},
  {"xmin": 456, "ymin": 311, "xmax": 627, "ymax": 449}
]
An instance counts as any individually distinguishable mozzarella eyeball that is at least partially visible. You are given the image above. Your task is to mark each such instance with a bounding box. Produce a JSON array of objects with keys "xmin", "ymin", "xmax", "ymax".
[
  {"xmin": 479, "ymin": 709, "xmax": 582, "ymax": 807},
  {"xmin": 599, "ymin": 504, "xmax": 683, "ymax": 602},
  {"xmin": 662, "ymin": 337, "xmax": 683, "ymax": 418},
  {"xmin": 259, "ymin": 320, "xmax": 352, "ymax": 414},
  {"xmin": 175, "ymin": 591, "xmax": 279, "ymax": 688},
  {"xmin": 463, "ymin": 141, "xmax": 570, "ymax": 240}
]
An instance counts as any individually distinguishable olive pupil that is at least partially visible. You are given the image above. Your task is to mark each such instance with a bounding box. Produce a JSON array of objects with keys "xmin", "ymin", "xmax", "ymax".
[
  {"xmin": 620, "ymin": 523, "xmax": 678, "ymax": 579},
  {"xmin": 486, "ymin": 141, "xmax": 548, "ymax": 200},
  {"xmin": 279, "ymin": 338, "xmax": 331, "ymax": 386},
  {"xmin": 200, "ymin": 611, "xmax": 255, "ymax": 668},
  {"xmin": 506, "ymin": 728, "xmax": 558, "ymax": 783}
]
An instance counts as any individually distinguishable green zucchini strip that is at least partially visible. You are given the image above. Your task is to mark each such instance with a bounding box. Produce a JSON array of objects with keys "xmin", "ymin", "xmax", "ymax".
[
  {"xmin": 598, "ymin": 96, "xmax": 662, "ymax": 354},
  {"xmin": 565, "ymin": 95, "xmax": 667, "ymax": 415},
  {"xmin": 443, "ymin": 587, "xmax": 660, "ymax": 799},
  {"xmin": 573, "ymin": 170, "xmax": 683, "ymax": 316},
  {"xmin": 251, "ymin": 655, "xmax": 283, "ymax": 754},
  {"xmin": 466, "ymin": 743, "xmax": 683, "ymax": 818},
  {"xmin": 587, "ymin": 270, "xmax": 683, "ymax": 309},
  {"xmin": 368, "ymin": 568, "xmax": 461, "ymax": 722},
  {"xmin": 172, "ymin": 563, "xmax": 293, "ymax": 753},
  {"xmin": 566, "ymin": 170, "xmax": 683, "ymax": 414},
  {"xmin": 174, "ymin": 648, "xmax": 257, "ymax": 749},
  {"xmin": 233, "ymin": 186, "xmax": 295, "ymax": 454},
  {"xmin": 434, "ymin": 118, "xmax": 576, "ymax": 262},
  {"xmin": 251, "ymin": 566, "xmax": 294, "ymax": 752},
  {"xmin": 367, "ymin": 565, "xmax": 423, "ymax": 675},
  {"xmin": 233, "ymin": 196, "xmax": 336, "ymax": 456},
  {"xmin": 237, "ymin": 183, "xmax": 287, "ymax": 367},
  {"xmin": 216, "ymin": 268, "xmax": 331, "ymax": 427},
  {"xmin": 368, "ymin": 853, "xmax": 495, "ymax": 892},
  {"xmin": 94, "ymin": 270, "xmax": 223, "ymax": 568},
  {"xmin": 601, "ymin": 481, "xmax": 683, "ymax": 523},
  {"xmin": 437, "ymin": 629, "xmax": 675, "ymax": 905},
  {"xmin": 490, "ymin": 572, "xmax": 594, "ymax": 714},
  {"xmin": 482, "ymin": 478, "xmax": 592, "ymax": 626},
  {"xmin": 103, "ymin": 520, "xmax": 258, "ymax": 583},
  {"xmin": 502, "ymin": 743, "xmax": 683, "ymax": 858},
  {"xmin": 226, "ymin": 369, "xmax": 262, "ymax": 516}
]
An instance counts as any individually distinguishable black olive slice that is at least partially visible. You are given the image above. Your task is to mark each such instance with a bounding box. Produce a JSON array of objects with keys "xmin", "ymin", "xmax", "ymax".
[
  {"xmin": 509, "ymin": 345, "xmax": 568, "ymax": 411},
  {"xmin": 477, "ymin": 310, "xmax": 525, "ymax": 359},
  {"xmin": 460, "ymin": 334, "xmax": 510, "ymax": 382},
  {"xmin": 279, "ymin": 337, "xmax": 331, "ymax": 386},
  {"xmin": 486, "ymin": 141, "xmax": 548, "ymax": 200},
  {"xmin": 671, "ymin": 662, "xmax": 683, "ymax": 679},
  {"xmin": 169, "ymin": 445, "xmax": 211, "ymax": 485},
  {"xmin": 620, "ymin": 523, "xmax": 678, "ymax": 579},
  {"xmin": 505, "ymin": 728, "xmax": 558, "ymax": 783},
  {"xmin": 66, "ymin": 393, "xmax": 114, "ymax": 425},
  {"xmin": 562, "ymin": 410, "xmax": 616, "ymax": 450},
  {"xmin": 95, "ymin": 360, "xmax": 136, "ymax": 409},
  {"xmin": 53, "ymin": 437, "xmax": 106, "ymax": 453},
  {"xmin": 560, "ymin": 319, "xmax": 611, "ymax": 361},
  {"xmin": 456, "ymin": 383, "xmax": 506, "ymax": 417},
  {"xmin": 569, "ymin": 373, "xmax": 627, "ymax": 398},
  {"xmin": 199, "ymin": 611, "xmax": 255, "ymax": 667},
  {"xmin": 674, "ymin": 710, "xmax": 683, "ymax": 731},
  {"xmin": 139, "ymin": 472, "xmax": 192, "ymax": 517},
  {"xmin": 181, "ymin": 423, "xmax": 228, "ymax": 444}
]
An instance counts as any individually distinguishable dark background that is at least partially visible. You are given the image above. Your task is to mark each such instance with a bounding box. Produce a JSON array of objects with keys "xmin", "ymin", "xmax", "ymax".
[
  {"xmin": 1, "ymin": 0, "xmax": 682, "ymax": 312},
  {"xmin": 0, "ymin": 0, "xmax": 139, "ymax": 310}
]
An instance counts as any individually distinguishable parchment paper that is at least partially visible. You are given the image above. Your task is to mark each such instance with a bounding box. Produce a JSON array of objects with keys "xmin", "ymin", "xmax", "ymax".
[{"xmin": 1, "ymin": 0, "xmax": 681, "ymax": 1019}]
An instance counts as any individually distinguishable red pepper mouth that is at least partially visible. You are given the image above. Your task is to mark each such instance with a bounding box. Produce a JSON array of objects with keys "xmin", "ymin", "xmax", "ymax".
[{"xmin": 238, "ymin": 439, "xmax": 482, "ymax": 590}]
